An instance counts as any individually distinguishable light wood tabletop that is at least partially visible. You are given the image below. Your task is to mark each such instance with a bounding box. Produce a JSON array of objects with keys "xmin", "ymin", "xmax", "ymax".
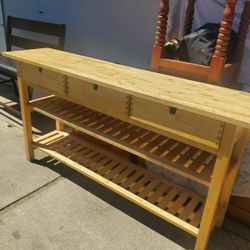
[{"xmin": 3, "ymin": 48, "xmax": 250, "ymax": 128}]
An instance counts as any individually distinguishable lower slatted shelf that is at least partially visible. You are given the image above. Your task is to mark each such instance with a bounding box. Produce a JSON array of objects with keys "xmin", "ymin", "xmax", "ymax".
[
  {"xmin": 33, "ymin": 130, "xmax": 205, "ymax": 236},
  {"xmin": 31, "ymin": 96, "xmax": 216, "ymax": 187}
]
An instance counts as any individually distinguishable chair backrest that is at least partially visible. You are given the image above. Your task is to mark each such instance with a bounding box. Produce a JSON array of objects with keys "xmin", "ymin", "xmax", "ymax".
[{"xmin": 6, "ymin": 16, "xmax": 66, "ymax": 51}]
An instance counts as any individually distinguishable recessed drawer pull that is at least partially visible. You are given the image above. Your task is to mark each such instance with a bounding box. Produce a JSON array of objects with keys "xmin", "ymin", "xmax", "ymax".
[
  {"xmin": 129, "ymin": 96, "xmax": 224, "ymax": 151},
  {"xmin": 169, "ymin": 106, "xmax": 177, "ymax": 115},
  {"xmin": 38, "ymin": 67, "xmax": 43, "ymax": 73},
  {"xmin": 93, "ymin": 84, "xmax": 98, "ymax": 91}
]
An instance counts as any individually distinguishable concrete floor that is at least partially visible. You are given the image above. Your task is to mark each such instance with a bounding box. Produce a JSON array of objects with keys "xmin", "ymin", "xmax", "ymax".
[{"xmin": 0, "ymin": 83, "xmax": 250, "ymax": 250}]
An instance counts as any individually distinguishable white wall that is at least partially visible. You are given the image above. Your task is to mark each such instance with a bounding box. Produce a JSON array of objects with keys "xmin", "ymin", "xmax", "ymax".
[
  {"xmin": 2, "ymin": 0, "xmax": 250, "ymax": 85},
  {"xmin": 3, "ymin": 0, "xmax": 158, "ymax": 69},
  {"xmin": 0, "ymin": 0, "xmax": 6, "ymax": 52}
]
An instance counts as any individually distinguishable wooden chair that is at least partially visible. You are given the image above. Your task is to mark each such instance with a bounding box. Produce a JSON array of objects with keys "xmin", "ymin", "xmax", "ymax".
[
  {"xmin": 0, "ymin": 16, "xmax": 66, "ymax": 96},
  {"xmin": 151, "ymin": 0, "xmax": 250, "ymax": 85}
]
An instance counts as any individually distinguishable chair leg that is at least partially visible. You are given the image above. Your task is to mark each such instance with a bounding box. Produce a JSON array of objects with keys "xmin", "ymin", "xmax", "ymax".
[
  {"xmin": 234, "ymin": 1, "xmax": 250, "ymax": 63},
  {"xmin": 183, "ymin": 0, "xmax": 196, "ymax": 36},
  {"xmin": 28, "ymin": 86, "xmax": 33, "ymax": 100},
  {"xmin": 12, "ymin": 80, "xmax": 19, "ymax": 97},
  {"xmin": 208, "ymin": 0, "xmax": 237, "ymax": 85},
  {"xmin": 151, "ymin": 0, "xmax": 169, "ymax": 71}
]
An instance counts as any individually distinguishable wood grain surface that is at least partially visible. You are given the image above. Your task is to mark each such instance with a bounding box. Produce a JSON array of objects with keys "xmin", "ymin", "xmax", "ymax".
[{"xmin": 3, "ymin": 48, "xmax": 250, "ymax": 128}]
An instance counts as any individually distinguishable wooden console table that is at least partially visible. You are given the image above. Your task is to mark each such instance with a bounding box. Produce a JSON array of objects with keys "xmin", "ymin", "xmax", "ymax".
[{"xmin": 3, "ymin": 48, "xmax": 250, "ymax": 250}]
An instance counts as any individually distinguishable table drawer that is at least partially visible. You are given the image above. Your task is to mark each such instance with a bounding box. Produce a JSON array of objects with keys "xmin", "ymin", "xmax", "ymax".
[
  {"xmin": 130, "ymin": 96, "xmax": 224, "ymax": 151},
  {"xmin": 66, "ymin": 76, "xmax": 128, "ymax": 120},
  {"xmin": 20, "ymin": 63, "xmax": 65, "ymax": 96},
  {"xmin": 20, "ymin": 63, "xmax": 129, "ymax": 120}
]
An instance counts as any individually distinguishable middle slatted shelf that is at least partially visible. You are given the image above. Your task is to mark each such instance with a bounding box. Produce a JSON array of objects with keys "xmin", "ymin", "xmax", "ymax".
[{"xmin": 30, "ymin": 96, "xmax": 217, "ymax": 187}]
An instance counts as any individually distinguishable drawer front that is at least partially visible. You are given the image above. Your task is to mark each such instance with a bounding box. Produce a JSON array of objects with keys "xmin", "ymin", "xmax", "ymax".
[
  {"xmin": 66, "ymin": 76, "xmax": 128, "ymax": 120},
  {"xmin": 20, "ymin": 63, "xmax": 129, "ymax": 120},
  {"xmin": 130, "ymin": 96, "xmax": 224, "ymax": 151},
  {"xmin": 20, "ymin": 63, "xmax": 65, "ymax": 96}
]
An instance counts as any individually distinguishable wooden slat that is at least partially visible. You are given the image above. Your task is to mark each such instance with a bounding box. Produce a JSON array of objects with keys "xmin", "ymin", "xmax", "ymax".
[
  {"xmin": 129, "ymin": 175, "xmax": 153, "ymax": 193},
  {"xmin": 147, "ymin": 184, "xmax": 170, "ymax": 205},
  {"xmin": 0, "ymin": 101, "xmax": 21, "ymax": 116},
  {"xmin": 190, "ymin": 203, "xmax": 205, "ymax": 227},
  {"xmin": 187, "ymin": 151, "xmax": 211, "ymax": 172},
  {"xmin": 113, "ymin": 167, "xmax": 136, "ymax": 185},
  {"xmin": 121, "ymin": 171, "xmax": 145, "ymax": 189},
  {"xmin": 7, "ymin": 16, "xmax": 65, "ymax": 51},
  {"xmin": 177, "ymin": 147, "xmax": 197, "ymax": 165},
  {"xmin": 9, "ymin": 35, "xmax": 59, "ymax": 50},
  {"xmin": 138, "ymin": 179, "xmax": 161, "ymax": 199},
  {"xmin": 143, "ymin": 135, "xmax": 165, "ymax": 151},
  {"xmin": 30, "ymin": 96, "xmax": 216, "ymax": 187},
  {"xmin": 9, "ymin": 16, "xmax": 65, "ymax": 37},
  {"xmin": 178, "ymin": 196, "xmax": 201, "ymax": 221},
  {"xmin": 105, "ymin": 165, "xmax": 127, "ymax": 180},
  {"xmin": 168, "ymin": 193, "xmax": 191, "ymax": 214},
  {"xmin": 159, "ymin": 58, "xmax": 210, "ymax": 75},
  {"xmin": 97, "ymin": 161, "xmax": 119, "ymax": 176},
  {"xmin": 33, "ymin": 130, "xmax": 206, "ymax": 236}
]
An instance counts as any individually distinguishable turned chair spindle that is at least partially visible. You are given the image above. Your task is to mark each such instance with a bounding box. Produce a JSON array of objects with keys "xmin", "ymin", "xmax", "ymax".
[
  {"xmin": 209, "ymin": 0, "xmax": 237, "ymax": 83},
  {"xmin": 151, "ymin": 0, "xmax": 169, "ymax": 71},
  {"xmin": 151, "ymin": 0, "xmax": 249, "ymax": 86},
  {"xmin": 183, "ymin": 0, "xmax": 196, "ymax": 36}
]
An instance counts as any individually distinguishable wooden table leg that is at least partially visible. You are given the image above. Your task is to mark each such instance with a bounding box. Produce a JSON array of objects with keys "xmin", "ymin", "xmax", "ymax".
[
  {"xmin": 56, "ymin": 120, "xmax": 64, "ymax": 131},
  {"xmin": 216, "ymin": 128, "xmax": 249, "ymax": 227},
  {"xmin": 17, "ymin": 77, "xmax": 34, "ymax": 161},
  {"xmin": 195, "ymin": 124, "xmax": 237, "ymax": 250}
]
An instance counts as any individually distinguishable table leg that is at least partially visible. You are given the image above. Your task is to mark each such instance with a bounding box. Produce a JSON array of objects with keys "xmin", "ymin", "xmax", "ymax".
[
  {"xmin": 56, "ymin": 120, "xmax": 64, "ymax": 131},
  {"xmin": 17, "ymin": 77, "xmax": 34, "ymax": 161},
  {"xmin": 216, "ymin": 128, "xmax": 249, "ymax": 227},
  {"xmin": 195, "ymin": 124, "xmax": 237, "ymax": 250}
]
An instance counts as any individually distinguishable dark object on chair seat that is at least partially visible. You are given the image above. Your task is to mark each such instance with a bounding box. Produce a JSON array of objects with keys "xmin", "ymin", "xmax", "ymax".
[
  {"xmin": 151, "ymin": 0, "xmax": 250, "ymax": 85},
  {"xmin": 0, "ymin": 16, "xmax": 66, "ymax": 97},
  {"xmin": 163, "ymin": 23, "xmax": 237, "ymax": 66}
]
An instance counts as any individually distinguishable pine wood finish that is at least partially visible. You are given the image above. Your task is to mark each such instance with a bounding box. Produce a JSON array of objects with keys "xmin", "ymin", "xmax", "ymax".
[
  {"xmin": 30, "ymin": 96, "xmax": 219, "ymax": 186},
  {"xmin": 152, "ymin": 0, "xmax": 250, "ymax": 85},
  {"xmin": 4, "ymin": 48, "xmax": 250, "ymax": 128},
  {"xmin": 4, "ymin": 48, "xmax": 250, "ymax": 250},
  {"xmin": 33, "ymin": 130, "xmax": 205, "ymax": 236},
  {"xmin": 16, "ymin": 74, "xmax": 34, "ymax": 161}
]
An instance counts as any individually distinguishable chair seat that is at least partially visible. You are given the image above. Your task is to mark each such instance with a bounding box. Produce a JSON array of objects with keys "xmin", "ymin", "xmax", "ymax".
[
  {"xmin": 0, "ymin": 63, "xmax": 17, "ymax": 78},
  {"xmin": 0, "ymin": 56, "xmax": 17, "ymax": 79}
]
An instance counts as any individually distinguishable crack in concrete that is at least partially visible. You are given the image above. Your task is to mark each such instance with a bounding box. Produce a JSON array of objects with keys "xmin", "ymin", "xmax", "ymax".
[{"xmin": 0, "ymin": 176, "xmax": 63, "ymax": 216}]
